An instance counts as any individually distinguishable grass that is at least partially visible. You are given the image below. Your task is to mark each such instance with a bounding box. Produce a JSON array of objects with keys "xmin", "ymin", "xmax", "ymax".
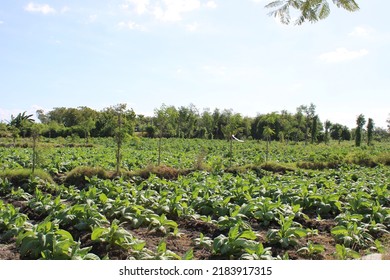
[
  {"xmin": 64, "ymin": 166, "xmax": 111, "ymax": 188},
  {"xmin": 0, "ymin": 168, "xmax": 54, "ymax": 187}
]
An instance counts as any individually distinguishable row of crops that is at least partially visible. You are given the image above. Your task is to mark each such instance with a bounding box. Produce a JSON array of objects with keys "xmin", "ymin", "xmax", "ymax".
[
  {"xmin": 0, "ymin": 139, "xmax": 389, "ymax": 260},
  {"xmin": 1, "ymin": 138, "xmax": 389, "ymax": 172}
]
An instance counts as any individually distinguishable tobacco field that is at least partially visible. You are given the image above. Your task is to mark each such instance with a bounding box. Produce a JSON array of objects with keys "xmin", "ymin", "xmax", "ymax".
[{"xmin": 1, "ymin": 138, "xmax": 390, "ymax": 260}]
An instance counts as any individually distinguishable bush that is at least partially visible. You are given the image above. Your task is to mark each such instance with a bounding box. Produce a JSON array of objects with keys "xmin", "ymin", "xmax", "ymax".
[
  {"xmin": 64, "ymin": 166, "xmax": 110, "ymax": 188},
  {"xmin": 0, "ymin": 169, "xmax": 54, "ymax": 187},
  {"xmin": 260, "ymin": 162, "xmax": 296, "ymax": 173},
  {"xmin": 375, "ymin": 153, "xmax": 390, "ymax": 166},
  {"xmin": 344, "ymin": 151, "xmax": 377, "ymax": 167},
  {"xmin": 129, "ymin": 165, "xmax": 192, "ymax": 180},
  {"xmin": 296, "ymin": 161, "xmax": 339, "ymax": 170}
]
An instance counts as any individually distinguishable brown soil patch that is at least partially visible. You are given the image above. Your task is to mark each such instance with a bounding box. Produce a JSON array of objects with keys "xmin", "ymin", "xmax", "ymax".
[{"xmin": 0, "ymin": 243, "xmax": 20, "ymax": 260}]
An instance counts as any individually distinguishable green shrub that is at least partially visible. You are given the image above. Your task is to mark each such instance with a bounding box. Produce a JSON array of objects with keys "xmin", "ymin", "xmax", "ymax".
[
  {"xmin": 296, "ymin": 161, "xmax": 339, "ymax": 170},
  {"xmin": 0, "ymin": 169, "xmax": 54, "ymax": 187},
  {"xmin": 375, "ymin": 153, "xmax": 390, "ymax": 166},
  {"xmin": 344, "ymin": 151, "xmax": 377, "ymax": 167},
  {"xmin": 260, "ymin": 161, "xmax": 296, "ymax": 173},
  {"xmin": 64, "ymin": 166, "xmax": 110, "ymax": 188},
  {"xmin": 129, "ymin": 165, "xmax": 192, "ymax": 180}
]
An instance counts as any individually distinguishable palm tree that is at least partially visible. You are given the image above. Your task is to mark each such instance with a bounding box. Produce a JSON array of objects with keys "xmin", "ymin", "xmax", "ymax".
[
  {"xmin": 266, "ymin": 0, "xmax": 359, "ymax": 25},
  {"xmin": 9, "ymin": 111, "xmax": 35, "ymax": 128}
]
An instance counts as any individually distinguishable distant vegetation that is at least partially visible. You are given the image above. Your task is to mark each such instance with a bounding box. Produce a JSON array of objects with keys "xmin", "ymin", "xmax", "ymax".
[{"xmin": 1, "ymin": 103, "xmax": 389, "ymax": 144}]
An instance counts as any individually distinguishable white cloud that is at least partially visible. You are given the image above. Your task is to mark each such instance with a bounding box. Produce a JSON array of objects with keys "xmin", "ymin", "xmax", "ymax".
[
  {"xmin": 125, "ymin": 0, "xmax": 150, "ymax": 14},
  {"xmin": 202, "ymin": 65, "xmax": 227, "ymax": 76},
  {"xmin": 60, "ymin": 6, "xmax": 70, "ymax": 13},
  {"xmin": 186, "ymin": 22, "xmax": 199, "ymax": 31},
  {"xmin": 0, "ymin": 21, "xmax": 4, "ymax": 25},
  {"xmin": 205, "ymin": 1, "xmax": 217, "ymax": 9},
  {"xmin": 349, "ymin": 26, "xmax": 373, "ymax": 38},
  {"xmin": 118, "ymin": 21, "xmax": 144, "ymax": 30},
  {"xmin": 122, "ymin": 0, "xmax": 211, "ymax": 22},
  {"xmin": 251, "ymin": 0, "xmax": 263, "ymax": 3},
  {"xmin": 89, "ymin": 14, "xmax": 98, "ymax": 22},
  {"xmin": 25, "ymin": 3, "xmax": 56, "ymax": 15},
  {"xmin": 153, "ymin": 0, "xmax": 201, "ymax": 22},
  {"xmin": 319, "ymin": 48, "xmax": 369, "ymax": 63}
]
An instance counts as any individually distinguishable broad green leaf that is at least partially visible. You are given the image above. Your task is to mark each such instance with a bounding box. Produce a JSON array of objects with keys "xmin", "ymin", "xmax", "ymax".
[
  {"xmin": 91, "ymin": 227, "xmax": 106, "ymax": 241},
  {"xmin": 331, "ymin": 226, "xmax": 348, "ymax": 236},
  {"xmin": 238, "ymin": 230, "xmax": 257, "ymax": 240}
]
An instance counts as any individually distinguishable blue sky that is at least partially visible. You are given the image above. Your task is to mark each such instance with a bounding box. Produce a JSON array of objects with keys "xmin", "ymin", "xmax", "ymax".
[{"xmin": 0, "ymin": 0, "xmax": 389, "ymax": 129}]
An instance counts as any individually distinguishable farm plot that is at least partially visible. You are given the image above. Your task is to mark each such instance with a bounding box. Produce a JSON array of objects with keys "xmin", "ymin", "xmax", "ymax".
[{"xmin": 0, "ymin": 139, "xmax": 390, "ymax": 260}]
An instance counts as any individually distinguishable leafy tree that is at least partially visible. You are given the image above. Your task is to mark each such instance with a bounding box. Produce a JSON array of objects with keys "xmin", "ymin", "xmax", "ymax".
[
  {"xmin": 263, "ymin": 126, "xmax": 275, "ymax": 162},
  {"xmin": 111, "ymin": 104, "xmax": 135, "ymax": 175},
  {"xmin": 297, "ymin": 103, "xmax": 316, "ymax": 145},
  {"xmin": 177, "ymin": 104, "xmax": 199, "ymax": 138},
  {"xmin": 311, "ymin": 115, "xmax": 319, "ymax": 144},
  {"xmin": 198, "ymin": 108, "xmax": 213, "ymax": 139},
  {"xmin": 324, "ymin": 120, "xmax": 332, "ymax": 144},
  {"xmin": 36, "ymin": 109, "xmax": 49, "ymax": 124},
  {"xmin": 266, "ymin": 0, "xmax": 360, "ymax": 25},
  {"xmin": 220, "ymin": 110, "xmax": 242, "ymax": 167},
  {"xmin": 154, "ymin": 104, "xmax": 177, "ymax": 165},
  {"xmin": 366, "ymin": 118, "xmax": 374, "ymax": 146},
  {"xmin": 31, "ymin": 124, "xmax": 43, "ymax": 174},
  {"xmin": 355, "ymin": 114, "xmax": 366, "ymax": 147}
]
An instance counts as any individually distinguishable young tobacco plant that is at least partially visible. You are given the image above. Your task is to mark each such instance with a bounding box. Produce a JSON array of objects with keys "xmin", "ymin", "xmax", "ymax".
[
  {"xmin": 91, "ymin": 219, "xmax": 145, "ymax": 251},
  {"xmin": 16, "ymin": 219, "xmax": 97, "ymax": 260},
  {"xmin": 331, "ymin": 221, "xmax": 374, "ymax": 250},
  {"xmin": 146, "ymin": 213, "xmax": 178, "ymax": 235},
  {"xmin": 266, "ymin": 214, "xmax": 307, "ymax": 248},
  {"xmin": 213, "ymin": 224, "xmax": 258, "ymax": 258},
  {"xmin": 333, "ymin": 244, "xmax": 360, "ymax": 260},
  {"xmin": 0, "ymin": 202, "xmax": 29, "ymax": 241},
  {"xmin": 297, "ymin": 241, "xmax": 325, "ymax": 257}
]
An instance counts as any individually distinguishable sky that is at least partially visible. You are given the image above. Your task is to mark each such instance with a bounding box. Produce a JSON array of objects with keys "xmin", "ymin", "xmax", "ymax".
[{"xmin": 0, "ymin": 0, "xmax": 389, "ymax": 129}]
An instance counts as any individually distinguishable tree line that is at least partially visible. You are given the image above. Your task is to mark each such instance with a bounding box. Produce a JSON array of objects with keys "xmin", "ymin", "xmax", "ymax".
[{"xmin": 0, "ymin": 103, "xmax": 389, "ymax": 145}]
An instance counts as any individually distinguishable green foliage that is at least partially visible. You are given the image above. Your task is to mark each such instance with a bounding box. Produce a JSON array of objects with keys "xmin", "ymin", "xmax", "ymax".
[
  {"xmin": 64, "ymin": 166, "xmax": 110, "ymax": 187},
  {"xmin": 355, "ymin": 114, "xmax": 366, "ymax": 147},
  {"xmin": 0, "ymin": 169, "xmax": 54, "ymax": 187},
  {"xmin": 266, "ymin": 215, "xmax": 307, "ymax": 248},
  {"xmin": 297, "ymin": 241, "xmax": 325, "ymax": 257},
  {"xmin": 91, "ymin": 219, "xmax": 145, "ymax": 250},
  {"xmin": 0, "ymin": 201, "xmax": 29, "ymax": 241},
  {"xmin": 213, "ymin": 224, "xmax": 259, "ymax": 258},
  {"xmin": 334, "ymin": 244, "xmax": 360, "ymax": 260},
  {"xmin": 16, "ymin": 219, "xmax": 99, "ymax": 260},
  {"xmin": 266, "ymin": 0, "xmax": 359, "ymax": 25}
]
